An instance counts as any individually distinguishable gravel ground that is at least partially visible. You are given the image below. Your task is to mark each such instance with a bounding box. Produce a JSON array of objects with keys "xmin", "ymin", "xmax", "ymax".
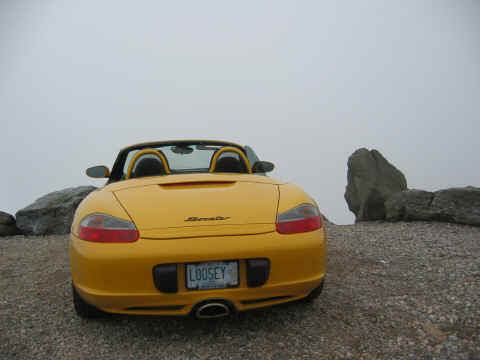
[{"xmin": 1, "ymin": 221, "xmax": 479, "ymax": 359}]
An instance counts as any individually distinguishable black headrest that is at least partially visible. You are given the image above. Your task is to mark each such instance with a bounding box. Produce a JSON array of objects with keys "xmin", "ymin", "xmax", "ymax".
[
  {"xmin": 213, "ymin": 156, "xmax": 247, "ymax": 173},
  {"xmin": 133, "ymin": 157, "xmax": 166, "ymax": 178}
]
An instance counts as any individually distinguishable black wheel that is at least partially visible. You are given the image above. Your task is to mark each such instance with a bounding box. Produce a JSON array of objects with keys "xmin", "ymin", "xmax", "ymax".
[
  {"xmin": 303, "ymin": 279, "xmax": 325, "ymax": 302},
  {"xmin": 72, "ymin": 283, "xmax": 104, "ymax": 318}
]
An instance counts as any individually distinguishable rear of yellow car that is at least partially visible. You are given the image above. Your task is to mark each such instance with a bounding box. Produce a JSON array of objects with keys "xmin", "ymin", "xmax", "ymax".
[{"xmin": 70, "ymin": 174, "xmax": 327, "ymax": 318}]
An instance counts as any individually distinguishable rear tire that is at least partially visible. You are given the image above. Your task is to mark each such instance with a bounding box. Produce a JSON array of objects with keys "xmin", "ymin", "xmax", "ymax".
[
  {"xmin": 303, "ymin": 279, "xmax": 325, "ymax": 302},
  {"xmin": 72, "ymin": 283, "xmax": 104, "ymax": 318}
]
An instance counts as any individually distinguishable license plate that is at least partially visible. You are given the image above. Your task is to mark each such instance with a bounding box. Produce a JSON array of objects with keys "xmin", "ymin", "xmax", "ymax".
[{"xmin": 186, "ymin": 261, "xmax": 239, "ymax": 290}]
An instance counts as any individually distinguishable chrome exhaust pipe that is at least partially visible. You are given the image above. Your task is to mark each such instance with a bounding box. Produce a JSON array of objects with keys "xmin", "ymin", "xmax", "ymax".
[{"xmin": 195, "ymin": 302, "xmax": 230, "ymax": 319}]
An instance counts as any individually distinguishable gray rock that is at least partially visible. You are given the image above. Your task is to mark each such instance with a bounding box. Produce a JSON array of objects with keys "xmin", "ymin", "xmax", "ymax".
[
  {"xmin": 0, "ymin": 211, "xmax": 21, "ymax": 236},
  {"xmin": 385, "ymin": 186, "xmax": 480, "ymax": 226},
  {"xmin": 431, "ymin": 187, "xmax": 480, "ymax": 226},
  {"xmin": 345, "ymin": 148, "xmax": 407, "ymax": 222},
  {"xmin": 385, "ymin": 189, "xmax": 435, "ymax": 221},
  {"xmin": 16, "ymin": 186, "xmax": 97, "ymax": 235}
]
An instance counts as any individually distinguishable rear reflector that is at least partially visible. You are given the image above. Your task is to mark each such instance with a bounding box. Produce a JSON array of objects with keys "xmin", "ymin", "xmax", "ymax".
[
  {"xmin": 246, "ymin": 258, "xmax": 270, "ymax": 287},
  {"xmin": 152, "ymin": 264, "xmax": 178, "ymax": 293}
]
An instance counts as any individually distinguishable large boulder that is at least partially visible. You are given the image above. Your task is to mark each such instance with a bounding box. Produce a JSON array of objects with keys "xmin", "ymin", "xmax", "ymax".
[
  {"xmin": 0, "ymin": 211, "xmax": 21, "ymax": 236},
  {"xmin": 385, "ymin": 186, "xmax": 480, "ymax": 226},
  {"xmin": 16, "ymin": 186, "xmax": 97, "ymax": 235},
  {"xmin": 385, "ymin": 190, "xmax": 435, "ymax": 221},
  {"xmin": 345, "ymin": 148, "xmax": 407, "ymax": 222}
]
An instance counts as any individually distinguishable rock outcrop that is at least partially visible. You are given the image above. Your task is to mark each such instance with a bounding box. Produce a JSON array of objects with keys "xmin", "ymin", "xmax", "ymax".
[
  {"xmin": 345, "ymin": 148, "xmax": 407, "ymax": 222},
  {"xmin": 16, "ymin": 186, "xmax": 97, "ymax": 235},
  {"xmin": 0, "ymin": 211, "xmax": 21, "ymax": 236},
  {"xmin": 384, "ymin": 190, "xmax": 435, "ymax": 221},
  {"xmin": 386, "ymin": 186, "xmax": 480, "ymax": 226}
]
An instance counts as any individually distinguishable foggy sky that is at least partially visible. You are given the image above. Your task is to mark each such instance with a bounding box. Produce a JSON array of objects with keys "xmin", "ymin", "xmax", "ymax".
[{"xmin": 1, "ymin": 0, "xmax": 479, "ymax": 224}]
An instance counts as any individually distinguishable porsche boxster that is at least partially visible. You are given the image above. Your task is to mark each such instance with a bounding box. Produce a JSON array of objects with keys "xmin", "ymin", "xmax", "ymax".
[{"xmin": 70, "ymin": 140, "xmax": 327, "ymax": 318}]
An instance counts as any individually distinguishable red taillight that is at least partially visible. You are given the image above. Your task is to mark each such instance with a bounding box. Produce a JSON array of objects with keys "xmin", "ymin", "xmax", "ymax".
[
  {"xmin": 276, "ymin": 204, "xmax": 323, "ymax": 234},
  {"xmin": 78, "ymin": 214, "xmax": 139, "ymax": 243}
]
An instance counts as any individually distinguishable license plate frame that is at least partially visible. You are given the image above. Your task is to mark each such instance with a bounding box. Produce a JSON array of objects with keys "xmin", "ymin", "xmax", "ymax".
[{"xmin": 185, "ymin": 260, "xmax": 239, "ymax": 290}]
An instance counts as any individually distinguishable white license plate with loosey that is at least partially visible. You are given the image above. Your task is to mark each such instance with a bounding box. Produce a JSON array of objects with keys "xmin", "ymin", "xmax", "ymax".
[{"xmin": 186, "ymin": 261, "xmax": 239, "ymax": 290}]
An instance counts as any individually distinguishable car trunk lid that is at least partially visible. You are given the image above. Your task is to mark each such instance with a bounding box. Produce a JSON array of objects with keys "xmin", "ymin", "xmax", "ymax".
[{"xmin": 113, "ymin": 177, "xmax": 278, "ymax": 239}]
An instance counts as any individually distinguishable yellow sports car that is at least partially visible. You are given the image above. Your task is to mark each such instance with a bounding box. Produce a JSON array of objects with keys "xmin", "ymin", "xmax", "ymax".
[{"xmin": 70, "ymin": 140, "xmax": 327, "ymax": 318}]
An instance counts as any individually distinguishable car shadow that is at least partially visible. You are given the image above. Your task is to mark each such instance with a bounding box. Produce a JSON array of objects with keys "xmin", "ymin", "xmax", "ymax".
[{"xmin": 85, "ymin": 297, "xmax": 322, "ymax": 338}]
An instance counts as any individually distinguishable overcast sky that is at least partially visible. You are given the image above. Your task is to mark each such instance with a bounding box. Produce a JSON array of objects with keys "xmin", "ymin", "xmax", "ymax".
[{"xmin": 1, "ymin": 0, "xmax": 479, "ymax": 224}]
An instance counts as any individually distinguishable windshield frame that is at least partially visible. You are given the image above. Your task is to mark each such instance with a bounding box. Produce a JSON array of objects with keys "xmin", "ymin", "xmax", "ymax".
[{"xmin": 108, "ymin": 140, "xmax": 246, "ymax": 183}]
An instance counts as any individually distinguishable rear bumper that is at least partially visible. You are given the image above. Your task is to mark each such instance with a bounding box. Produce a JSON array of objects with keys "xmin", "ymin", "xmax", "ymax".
[{"xmin": 70, "ymin": 229, "xmax": 327, "ymax": 315}]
